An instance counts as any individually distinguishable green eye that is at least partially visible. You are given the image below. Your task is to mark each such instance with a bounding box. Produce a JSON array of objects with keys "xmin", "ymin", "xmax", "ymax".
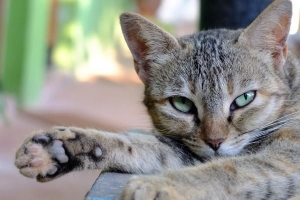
[
  {"xmin": 234, "ymin": 91, "xmax": 256, "ymax": 108},
  {"xmin": 170, "ymin": 96, "xmax": 194, "ymax": 113}
]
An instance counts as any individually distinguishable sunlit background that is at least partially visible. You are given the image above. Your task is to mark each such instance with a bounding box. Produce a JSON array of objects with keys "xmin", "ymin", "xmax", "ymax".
[{"xmin": 0, "ymin": 0, "xmax": 299, "ymax": 200}]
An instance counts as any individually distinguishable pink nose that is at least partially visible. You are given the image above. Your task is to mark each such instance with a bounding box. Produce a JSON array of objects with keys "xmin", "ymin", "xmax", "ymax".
[{"xmin": 205, "ymin": 138, "xmax": 225, "ymax": 151}]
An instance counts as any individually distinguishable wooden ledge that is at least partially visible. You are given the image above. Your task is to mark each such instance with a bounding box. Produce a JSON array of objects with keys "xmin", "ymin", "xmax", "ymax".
[{"xmin": 85, "ymin": 173, "xmax": 133, "ymax": 200}]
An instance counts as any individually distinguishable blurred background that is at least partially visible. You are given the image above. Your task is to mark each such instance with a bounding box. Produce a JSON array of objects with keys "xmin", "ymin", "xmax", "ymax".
[{"xmin": 0, "ymin": 0, "xmax": 299, "ymax": 200}]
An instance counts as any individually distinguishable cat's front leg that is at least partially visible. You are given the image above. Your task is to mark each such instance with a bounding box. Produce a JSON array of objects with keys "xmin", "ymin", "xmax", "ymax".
[
  {"xmin": 121, "ymin": 150, "xmax": 300, "ymax": 200},
  {"xmin": 121, "ymin": 170, "xmax": 221, "ymax": 200},
  {"xmin": 15, "ymin": 126, "xmax": 201, "ymax": 182},
  {"xmin": 121, "ymin": 175, "xmax": 188, "ymax": 200}
]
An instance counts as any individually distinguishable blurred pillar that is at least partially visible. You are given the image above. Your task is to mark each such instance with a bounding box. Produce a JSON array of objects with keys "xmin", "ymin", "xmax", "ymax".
[
  {"xmin": 2, "ymin": 0, "xmax": 50, "ymax": 108},
  {"xmin": 136, "ymin": 0, "xmax": 161, "ymax": 16},
  {"xmin": 0, "ymin": 0, "xmax": 5, "ymax": 80},
  {"xmin": 200, "ymin": 0, "xmax": 274, "ymax": 30},
  {"xmin": 48, "ymin": 0, "xmax": 58, "ymax": 66},
  {"xmin": 0, "ymin": 0, "xmax": 5, "ymax": 118}
]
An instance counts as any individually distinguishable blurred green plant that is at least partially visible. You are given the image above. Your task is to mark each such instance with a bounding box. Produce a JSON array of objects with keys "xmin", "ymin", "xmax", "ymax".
[
  {"xmin": 0, "ymin": 83, "xmax": 6, "ymax": 121},
  {"xmin": 53, "ymin": 0, "xmax": 135, "ymax": 71},
  {"xmin": 2, "ymin": 0, "xmax": 50, "ymax": 108}
]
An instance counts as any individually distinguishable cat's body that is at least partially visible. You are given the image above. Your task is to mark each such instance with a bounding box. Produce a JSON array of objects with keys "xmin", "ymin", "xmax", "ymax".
[{"xmin": 15, "ymin": 0, "xmax": 300, "ymax": 199}]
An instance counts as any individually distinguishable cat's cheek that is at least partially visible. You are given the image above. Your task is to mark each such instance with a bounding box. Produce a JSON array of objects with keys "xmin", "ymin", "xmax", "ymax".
[
  {"xmin": 154, "ymin": 104, "xmax": 197, "ymax": 135},
  {"xmin": 249, "ymin": 94, "xmax": 283, "ymax": 130}
]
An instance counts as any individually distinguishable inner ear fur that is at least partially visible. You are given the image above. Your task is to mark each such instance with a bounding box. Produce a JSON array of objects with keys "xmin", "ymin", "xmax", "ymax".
[
  {"xmin": 238, "ymin": 0, "xmax": 292, "ymax": 67},
  {"xmin": 120, "ymin": 12, "xmax": 179, "ymax": 84}
]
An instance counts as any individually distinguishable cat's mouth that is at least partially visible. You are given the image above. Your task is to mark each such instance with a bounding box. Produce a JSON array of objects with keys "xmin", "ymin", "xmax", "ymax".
[
  {"xmin": 183, "ymin": 134, "xmax": 253, "ymax": 158},
  {"xmin": 183, "ymin": 139, "xmax": 228, "ymax": 159}
]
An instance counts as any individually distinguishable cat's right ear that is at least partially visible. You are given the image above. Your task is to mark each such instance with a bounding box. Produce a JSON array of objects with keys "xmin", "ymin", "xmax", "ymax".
[
  {"xmin": 238, "ymin": 0, "xmax": 292, "ymax": 69},
  {"xmin": 120, "ymin": 12, "xmax": 179, "ymax": 84}
]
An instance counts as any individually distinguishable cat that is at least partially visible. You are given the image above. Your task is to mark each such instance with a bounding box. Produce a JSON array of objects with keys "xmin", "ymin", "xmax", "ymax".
[{"xmin": 15, "ymin": 0, "xmax": 300, "ymax": 199}]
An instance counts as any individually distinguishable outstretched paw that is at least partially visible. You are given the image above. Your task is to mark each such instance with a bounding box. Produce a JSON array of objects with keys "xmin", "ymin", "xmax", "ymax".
[{"xmin": 15, "ymin": 127, "xmax": 76, "ymax": 182}]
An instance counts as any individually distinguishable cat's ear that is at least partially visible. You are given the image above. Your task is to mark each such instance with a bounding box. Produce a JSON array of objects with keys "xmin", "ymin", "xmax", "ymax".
[
  {"xmin": 120, "ymin": 12, "xmax": 179, "ymax": 84},
  {"xmin": 238, "ymin": 0, "xmax": 292, "ymax": 68}
]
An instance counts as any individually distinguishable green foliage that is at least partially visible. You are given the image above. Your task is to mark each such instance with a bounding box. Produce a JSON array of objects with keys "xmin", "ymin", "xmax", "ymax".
[
  {"xmin": 53, "ymin": 0, "xmax": 135, "ymax": 71},
  {"xmin": 2, "ymin": 0, "xmax": 50, "ymax": 108},
  {"xmin": 0, "ymin": 83, "xmax": 6, "ymax": 120}
]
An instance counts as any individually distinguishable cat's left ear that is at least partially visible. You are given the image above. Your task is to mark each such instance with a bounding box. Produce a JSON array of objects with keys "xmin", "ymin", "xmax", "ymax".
[
  {"xmin": 120, "ymin": 12, "xmax": 179, "ymax": 84},
  {"xmin": 238, "ymin": 0, "xmax": 292, "ymax": 68}
]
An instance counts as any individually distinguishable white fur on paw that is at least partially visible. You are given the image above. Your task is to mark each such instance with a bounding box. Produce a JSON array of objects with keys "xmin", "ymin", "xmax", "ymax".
[
  {"xmin": 53, "ymin": 127, "xmax": 76, "ymax": 140},
  {"xmin": 133, "ymin": 183, "xmax": 156, "ymax": 200},
  {"xmin": 121, "ymin": 176, "xmax": 182, "ymax": 200}
]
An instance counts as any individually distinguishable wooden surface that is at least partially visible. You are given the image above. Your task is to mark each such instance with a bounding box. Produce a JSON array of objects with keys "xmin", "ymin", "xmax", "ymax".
[{"xmin": 85, "ymin": 173, "xmax": 133, "ymax": 200}]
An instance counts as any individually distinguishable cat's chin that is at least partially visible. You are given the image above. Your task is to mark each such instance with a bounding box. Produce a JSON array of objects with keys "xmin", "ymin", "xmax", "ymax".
[{"xmin": 218, "ymin": 145, "xmax": 245, "ymax": 157}]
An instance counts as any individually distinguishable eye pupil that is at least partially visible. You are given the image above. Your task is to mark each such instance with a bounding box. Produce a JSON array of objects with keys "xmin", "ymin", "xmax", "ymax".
[{"xmin": 230, "ymin": 91, "xmax": 256, "ymax": 112}]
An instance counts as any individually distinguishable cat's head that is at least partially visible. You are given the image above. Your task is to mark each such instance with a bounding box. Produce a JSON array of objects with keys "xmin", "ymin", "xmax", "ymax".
[{"xmin": 120, "ymin": 0, "xmax": 292, "ymax": 159}]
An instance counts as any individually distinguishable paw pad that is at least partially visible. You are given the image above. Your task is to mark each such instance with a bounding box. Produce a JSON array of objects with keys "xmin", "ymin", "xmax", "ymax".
[
  {"xmin": 33, "ymin": 135, "xmax": 50, "ymax": 145},
  {"xmin": 47, "ymin": 166, "xmax": 58, "ymax": 175},
  {"xmin": 26, "ymin": 144, "xmax": 40, "ymax": 154},
  {"xmin": 30, "ymin": 157, "xmax": 44, "ymax": 167},
  {"xmin": 93, "ymin": 147, "xmax": 102, "ymax": 157},
  {"xmin": 50, "ymin": 140, "xmax": 69, "ymax": 163}
]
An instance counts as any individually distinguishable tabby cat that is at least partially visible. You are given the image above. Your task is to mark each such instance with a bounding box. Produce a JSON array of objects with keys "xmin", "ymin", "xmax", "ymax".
[{"xmin": 15, "ymin": 0, "xmax": 300, "ymax": 199}]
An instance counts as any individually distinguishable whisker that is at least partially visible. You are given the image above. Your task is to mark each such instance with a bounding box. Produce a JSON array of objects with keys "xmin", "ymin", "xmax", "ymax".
[
  {"xmin": 258, "ymin": 117, "xmax": 298, "ymax": 132},
  {"xmin": 248, "ymin": 120, "xmax": 299, "ymax": 144},
  {"xmin": 258, "ymin": 111, "xmax": 300, "ymax": 129},
  {"xmin": 242, "ymin": 111, "xmax": 300, "ymax": 136}
]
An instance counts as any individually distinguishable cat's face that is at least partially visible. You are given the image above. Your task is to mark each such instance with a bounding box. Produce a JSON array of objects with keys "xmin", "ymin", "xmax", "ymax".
[
  {"xmin": 143, "ymin": 30, "xmax": 288, "ymax": 158},
  {"xmin": 120, "ymin": 0, "xmax": 292, "ymax": 159}
]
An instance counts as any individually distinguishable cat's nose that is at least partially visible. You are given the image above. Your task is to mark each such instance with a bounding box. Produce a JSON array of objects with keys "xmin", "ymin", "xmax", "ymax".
[{"xmin": 205, "ymin": 138, "xmax": 225, "ymax": 151}]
